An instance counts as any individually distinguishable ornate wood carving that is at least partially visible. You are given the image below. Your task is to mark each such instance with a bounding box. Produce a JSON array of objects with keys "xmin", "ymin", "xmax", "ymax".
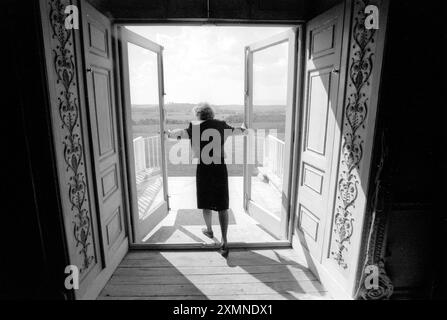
[
  {"xmin": 356, "ymin": 132, "xmax": 393, "ymax": 299},
  {"xmin": 48, "ymin": 0, "xmax": 95, "ymax": 274},
  {"xmin": 331, "ymin": 0, "xmax": 377, "ymax": 269}
]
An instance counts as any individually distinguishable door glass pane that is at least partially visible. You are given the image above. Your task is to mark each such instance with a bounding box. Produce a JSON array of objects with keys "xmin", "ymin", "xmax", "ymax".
[
  {"xmin": 250, "ymin": 41, "xmax": 289, "ymax": 217},
  {"xmin": 128, "ymin": 42, "xmax": 165, "ymax": 219}
]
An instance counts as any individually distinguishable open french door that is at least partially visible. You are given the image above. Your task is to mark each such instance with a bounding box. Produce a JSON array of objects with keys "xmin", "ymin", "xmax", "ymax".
[
  {"xmin": 243, "ymin": 29, "xmax": 298, "ymax": 240},
  {"xmin": 119, "ymin": 27, "xmax": 169, "ymax": 243},
  {"xmin": 294, "ymin": 3, "xmax": 344, "ymax": 261}
]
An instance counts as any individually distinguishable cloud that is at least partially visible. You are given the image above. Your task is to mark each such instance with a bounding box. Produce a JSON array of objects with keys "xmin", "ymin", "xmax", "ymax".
[{"xmin": 126, "ymin": 26, "xmax": 290, "ymax": 105}]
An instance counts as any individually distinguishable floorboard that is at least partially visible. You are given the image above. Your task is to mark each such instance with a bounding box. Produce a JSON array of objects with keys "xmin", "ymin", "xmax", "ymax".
[{"xmin": 99, "ymin": 249, "xmax": 330, "ymax": 300}]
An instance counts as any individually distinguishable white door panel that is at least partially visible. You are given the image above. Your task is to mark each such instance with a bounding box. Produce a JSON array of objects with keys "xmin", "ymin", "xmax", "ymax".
[
  {"xmin": 243, "ymin": 29, "xmax": 298, "ymax": 240},
  {"xmin": 119, "ymin": 27, "xmax": 170, "ymax": 243},
  {"xmin": 295, "ymin": 4, "xmax": 344, "ymax": 261}
]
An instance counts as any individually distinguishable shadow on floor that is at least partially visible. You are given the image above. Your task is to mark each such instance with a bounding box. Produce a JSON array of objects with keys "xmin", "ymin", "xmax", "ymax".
[
  {"xmin": 100, "ymin": 249, "xmax": 326, "ymax": 300},
  {"xmin": 100, "ymin": 250, "xmax": 210, "ymax": 300},
  {"xmin": 223, "ymin": 249, "xmax": 323, "ymax": 299},
  {"xmin": 144, "ymin": 209, "xmax": 236, "ymax": 243}
]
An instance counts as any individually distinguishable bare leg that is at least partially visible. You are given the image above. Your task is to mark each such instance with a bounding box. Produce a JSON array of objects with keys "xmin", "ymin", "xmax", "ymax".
[
  {"xmin": 202, "ymin": 209, "xmax": 213, "ymax": 233},
  {"xmin": 218, "ymin": 210, "xmax": 229, "ymax": 245}
]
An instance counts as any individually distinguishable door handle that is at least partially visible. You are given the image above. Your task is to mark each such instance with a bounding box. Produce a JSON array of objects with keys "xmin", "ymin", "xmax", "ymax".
[
  {"xmin": 86, "ymin": 67, "xmax": 92, "ymax": 73},
  {"xmin": 331, "ymin": 68, "xmax": 340, "ymax": 74}
]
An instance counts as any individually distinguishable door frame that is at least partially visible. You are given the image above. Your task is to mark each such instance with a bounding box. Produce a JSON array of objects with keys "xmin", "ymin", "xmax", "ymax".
[
  {"xmin": 41, "ymin": 0, "xmax": 388, "ymax": 300},
  {"xmin": 113, "ymin": 22, "xmax": 304, "ymax": 249}
]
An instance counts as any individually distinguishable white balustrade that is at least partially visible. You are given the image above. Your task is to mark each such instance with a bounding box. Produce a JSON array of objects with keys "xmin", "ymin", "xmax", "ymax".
[
  {"xmin": 263, "ymin": 134, "xmax": 285, "ymax": 180},
  {"xmin": 133, "ymin": 135, "xmax": 161, "ymax": 174}
]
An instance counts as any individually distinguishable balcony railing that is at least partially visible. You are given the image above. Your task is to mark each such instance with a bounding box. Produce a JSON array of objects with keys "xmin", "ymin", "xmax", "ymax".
[
  {"xmin": 263, "ymin": 134, "xmax": 285, "ymax": 179},
  {"xmin": 133, "ymin": 134, "xmax": 285, "ymax": 183},
  {"xmin": 133, "ymin": 136, "xmax": 161, "ymax": 175}
]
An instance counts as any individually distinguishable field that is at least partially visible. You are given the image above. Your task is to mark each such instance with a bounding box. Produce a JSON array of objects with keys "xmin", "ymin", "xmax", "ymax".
[
  {"xmin": 131, "ymin": 103, "xmax": 286, "ymax": 135},
  {"xmin": 130, "ymin": 103, "xmax": 286, "ymax": 176}
]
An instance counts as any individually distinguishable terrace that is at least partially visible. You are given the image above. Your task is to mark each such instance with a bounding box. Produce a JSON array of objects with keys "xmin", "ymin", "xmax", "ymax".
[{"xmin": 132, "ymin": 134, "xmax": 286, "ymax": 245}]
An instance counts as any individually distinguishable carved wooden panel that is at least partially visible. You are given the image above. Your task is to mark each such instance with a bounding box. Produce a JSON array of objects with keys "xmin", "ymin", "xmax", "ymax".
[
  {"xmin": 329, "ymin": 0, "xmax": 380, "ymax": 271},
  {"xmin": 42, "ymin": 0, "xmax": 98, "ymax": 278},
  {"xmin": 316, "ymin": 0, "xmax": 392, "ymax": 300}
]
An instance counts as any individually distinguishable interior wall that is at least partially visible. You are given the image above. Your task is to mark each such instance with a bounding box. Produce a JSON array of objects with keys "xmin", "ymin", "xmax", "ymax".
[
  {"xmin": 2, "ymin": 0, "xmax": 72, "ymax": 299},
  {"xmin": 376, "ymin": 0, "xmax": 444, "ymax": 299},
  {"xmin": 87, "ymin": 0, "xmax": 343, "ymax": 22}
]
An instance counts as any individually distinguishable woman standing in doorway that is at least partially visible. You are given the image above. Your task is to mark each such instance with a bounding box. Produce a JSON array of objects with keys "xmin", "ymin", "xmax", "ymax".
[{"xmin": 167, "ymin": 102, "xmax": 247, "ymax": 258}]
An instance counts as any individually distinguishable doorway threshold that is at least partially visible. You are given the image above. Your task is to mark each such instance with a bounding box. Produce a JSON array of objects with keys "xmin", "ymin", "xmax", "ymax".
[{"xmin": 129, "ymin": 241, "xmax": 292, "ymax": 250}]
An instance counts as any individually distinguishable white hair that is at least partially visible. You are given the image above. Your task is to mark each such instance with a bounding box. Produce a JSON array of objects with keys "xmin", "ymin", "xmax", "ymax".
[{"xmin": 193, "ymin": 102, "xmax": 215, "ymax": 120}]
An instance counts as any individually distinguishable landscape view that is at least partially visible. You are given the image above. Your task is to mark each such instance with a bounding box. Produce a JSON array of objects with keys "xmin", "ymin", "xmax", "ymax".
[
  {"xmin": 131, "ymin": 102, "xmax": 286, "ymax": 176},
  {"xmin": 126, "ymin": 26, "xmax": 290, "ymax": 177},
  {"xmin": 125, "ymin": 25, "xmax": 291, "ymax": 221}
]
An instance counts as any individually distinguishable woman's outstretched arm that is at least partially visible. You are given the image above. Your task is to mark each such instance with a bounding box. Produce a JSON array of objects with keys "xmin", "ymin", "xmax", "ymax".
[
  {"xmin": 166, "ymin": 128, "xmax": 189, "ymax": 140},
  {"xmin": 229, "ymin": 123, "xmax": 249, "ymax": 136}
]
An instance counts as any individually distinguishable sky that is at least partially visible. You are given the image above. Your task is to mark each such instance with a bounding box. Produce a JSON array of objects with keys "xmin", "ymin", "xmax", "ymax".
[{"xmin": 126, "ymin": 26, "xmax": 290, "ymax": 106}]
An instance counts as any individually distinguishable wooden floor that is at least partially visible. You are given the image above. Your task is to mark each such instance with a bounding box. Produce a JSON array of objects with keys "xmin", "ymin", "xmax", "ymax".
[{"xmin": 98, "ymin": 249, "xmax": 331, "ymax": 300}]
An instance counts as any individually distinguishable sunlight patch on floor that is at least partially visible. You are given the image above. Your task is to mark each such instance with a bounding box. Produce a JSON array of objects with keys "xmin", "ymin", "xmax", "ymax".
[{"xmin": 142, "ymin": 176, "xmax": 283, "ymax": 244}]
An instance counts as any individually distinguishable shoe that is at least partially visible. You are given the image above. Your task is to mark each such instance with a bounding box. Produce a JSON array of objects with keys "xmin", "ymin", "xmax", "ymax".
[
  {"xmin": 202, "ymin": 228, "xmax": 214, "ymax": 239},
  {"xmin": 219, "ymin": 243, "xmax": 229, "ymax": 258}
]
